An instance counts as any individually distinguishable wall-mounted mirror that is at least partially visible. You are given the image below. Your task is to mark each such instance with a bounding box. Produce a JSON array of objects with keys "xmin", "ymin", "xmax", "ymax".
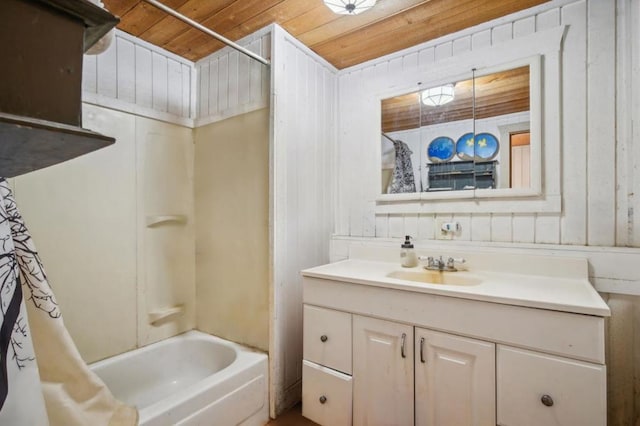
[{"xmin": 381, "ymin": 62, "xmax": 532, "ymax": 196}]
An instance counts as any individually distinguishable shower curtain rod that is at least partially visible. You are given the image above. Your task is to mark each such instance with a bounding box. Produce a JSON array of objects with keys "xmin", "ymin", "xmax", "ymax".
[{"xmin": 142, "ymin": 0, "xmax": 271, "ymax": 67}]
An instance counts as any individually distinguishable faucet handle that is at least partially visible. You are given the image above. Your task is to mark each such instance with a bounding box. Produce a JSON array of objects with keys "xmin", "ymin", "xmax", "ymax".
[
  {"xmin": 418, "ymin": 256, "xmax": 437, "ymax": 268},
  {"xmin": 446, "ymin": 257, "xmax": 466, "ymax": 270}
]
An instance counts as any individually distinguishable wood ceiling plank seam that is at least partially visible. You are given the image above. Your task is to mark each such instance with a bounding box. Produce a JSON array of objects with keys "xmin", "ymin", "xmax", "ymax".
[
  {"xmin": 475, "ymin": 96, "xmax": 530, "ymax": 109},
  {"xmin": 157, "ymin": 0, "xmax": 284, "ymax": 50},
  {"xmin": 476, "ymin": 77, "xmax": 530, "ymax": 92},
  {"xmin": 117, "ymin": 0, "xmax": 190, "ymax": 36},
  {"xmin": 296, "ymin": 0, "xmax": 432, "ymax": 47},
  {"xmin": 279, "ymin": 4, "xmax": 341, "ymax": 37},
  {"xmin": 140, "ymin": 0, "xmax": 238, "ymax": 46},
  {"xmin": 477, "ymin": 70, "xmax": 526, "ymax": 82},
  {"xmin": 477, "ymin": 87, "xmax": 531, "ymax": 100},
  {"xmin": 178, "ymin": 0, "xmax": 312, "ymax": 60},
  {"xmin": 163, "ymin": 0, "xmax": 284, "ymax": 57},
  {"xmin": 167, "ymin": 0, "xmax": 282, "ymax": 57},
  {"xmin": 186, "ymin": 0, "xmax": 312, "ymax": 59},
  {"xmin": 475, "ymin": 80, "xmax": 529, "ymax": 94},
  {"xmin": 315, "ymin": 0, "xmax": 548, "ymax": 68},
  {"xmin": 104, "ymin": 0, "xmax": 141, "ymax": 18}
]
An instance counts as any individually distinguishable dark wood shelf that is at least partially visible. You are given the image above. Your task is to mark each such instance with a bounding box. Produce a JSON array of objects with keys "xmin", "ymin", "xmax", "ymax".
[
  {"xmin": 0, "ymin": 0, "xmax": 119, "ymax": 178},
  {"xmin": 0, "ymin": 113, "xmax": 115, "ymax": 178},
  {"xmin": 36, "ymin": 0, "xmax": 119, "ymax": 51}
]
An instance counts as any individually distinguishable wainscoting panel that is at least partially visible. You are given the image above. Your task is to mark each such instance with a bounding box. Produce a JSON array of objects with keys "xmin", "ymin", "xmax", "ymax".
[
  {"xmin": 83, "ymin": 30, "xmax": 195, "ymax": 127},
  {"xmin": 195, "ymin": 27, "xmax": 271, "ymax": 127}
]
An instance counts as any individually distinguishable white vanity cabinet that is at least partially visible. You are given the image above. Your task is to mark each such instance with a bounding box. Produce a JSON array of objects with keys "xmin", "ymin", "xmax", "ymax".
[{"xmin": 301, "ymin": 262, "xmax": 609, "ymax": 426}]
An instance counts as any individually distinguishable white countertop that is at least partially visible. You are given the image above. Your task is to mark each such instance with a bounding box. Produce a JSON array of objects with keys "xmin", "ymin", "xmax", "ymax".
[{"xmin": 302, "ymin": 259, "xmax": 611, "ymax": 317}]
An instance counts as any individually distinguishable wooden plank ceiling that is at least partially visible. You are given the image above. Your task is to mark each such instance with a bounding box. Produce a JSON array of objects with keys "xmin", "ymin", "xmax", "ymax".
[
  {"xmin": 382, "ymin": 66, "xmax": 530, "ymax": 133},
  {"xmin": 103, "ymin": 0, "xmax": 548, "ymax": 69}
]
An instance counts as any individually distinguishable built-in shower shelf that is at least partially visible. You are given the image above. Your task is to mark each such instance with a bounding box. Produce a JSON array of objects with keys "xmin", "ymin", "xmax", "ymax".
[
  {"xmin": 146, "ymin": 214, "xmax": 188, "ymax": 228},
  {"xmin": 148, "ymin": 305, "xmax": 184, "ymax": 325}
]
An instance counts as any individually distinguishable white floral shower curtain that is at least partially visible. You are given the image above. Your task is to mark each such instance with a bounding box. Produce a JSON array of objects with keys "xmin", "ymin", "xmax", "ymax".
[
  {"xmin": 0, "ymin": 179, "xmax": 137, "ymax": 425},
  {"xmin": 0, "ymin": 180, "xmax": 48, "ymax": 424}
]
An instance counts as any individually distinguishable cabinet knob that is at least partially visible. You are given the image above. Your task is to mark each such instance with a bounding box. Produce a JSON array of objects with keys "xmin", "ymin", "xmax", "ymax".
[
  {"xmin": 541, "ymin": 394, "xmax": 554, "ymax": 407},
  {"xmin": 319, "ymin": 395, "xmax": 327, "ymax": 404},
  {"xmin": 320, "ymin": 335, "xmax": 328, "ymax": 342}
]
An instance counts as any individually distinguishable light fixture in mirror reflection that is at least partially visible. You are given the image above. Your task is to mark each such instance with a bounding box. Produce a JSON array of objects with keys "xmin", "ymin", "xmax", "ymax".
[
  {"xmin": 421, "ymin": 84, "xmax": 455, "ymax": 106},
  {"xmin": 381, "ymin": 66, "xmax": 531, "ymax": 195}
]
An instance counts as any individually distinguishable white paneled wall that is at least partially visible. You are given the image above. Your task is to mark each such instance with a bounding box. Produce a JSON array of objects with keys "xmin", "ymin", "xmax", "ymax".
[
  {"xmin": 616, "ymin": 0, "xmax": 640, "ymax": 248},
  {"xmin": 83, "ymin": 30, "xmax": 195, "ymax": 127},
  {"xmin": 335, "ymin": 0, "xmax": 631, "ymax": 247},
  {"xmin": 195, "ymin": 28, "xmax": 271, "ymax": 126},
  {"xmin": 270, "ymin": 25, "xmax": 337, "ymax": 415}
]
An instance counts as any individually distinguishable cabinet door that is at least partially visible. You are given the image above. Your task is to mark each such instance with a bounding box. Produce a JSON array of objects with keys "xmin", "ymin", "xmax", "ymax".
[
  {"xmin": 415, "ymin": 328, "xmax": 495, "ymax": 426},
  {"xmin": 353, "ymin": 315, "xmax": 413, "ymax": 426},
  {"xmin": 497, "ymin": 345, "xmax": 606, "ymax": 426}
]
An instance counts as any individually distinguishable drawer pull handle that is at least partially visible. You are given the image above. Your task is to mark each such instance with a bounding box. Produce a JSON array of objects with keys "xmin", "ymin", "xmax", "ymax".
[
  {"xmin": 401, "ymin": 333, "xmax": 407, "ymax": 358},
  {"xmin": 319, "ymin": 395, "xmax": 327, "ymax": 404},
  {"xmin": 320, "ymin": 335, "xmax": 328, "ymax": 342},
  {"xmin": 420, "ymin": 337, "xmax": 425, "ymax": 363},
  {"xmin": 541, "ymin": 394, "xmax": 554, "ymax": 407}
]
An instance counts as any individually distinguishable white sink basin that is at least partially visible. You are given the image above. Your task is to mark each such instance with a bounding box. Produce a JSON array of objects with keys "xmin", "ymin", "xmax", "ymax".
[{"xmin": 386, "ymin": 269, "xmax": 482, "ymax": 286}]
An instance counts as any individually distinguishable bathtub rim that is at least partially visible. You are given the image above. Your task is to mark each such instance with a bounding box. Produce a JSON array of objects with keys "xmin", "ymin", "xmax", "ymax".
[{"xmin": 90, "ymin": 329, "xmax": 269, "ymax": 423}]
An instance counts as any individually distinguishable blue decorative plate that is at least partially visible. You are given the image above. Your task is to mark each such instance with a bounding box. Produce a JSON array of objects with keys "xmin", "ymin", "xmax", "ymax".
[
  {"xmin": 474, "ymin": 132, "xmax": 499, "ymax": 160},
  {"xmin": 456, "ymin": 132, "xmax": 500, "ymax": 161},
  {"xmin": 427, "ymin": 136, "xmax": 455, "ymax": 163},
  {"xmin": 456, "ymin": 132, "xmax": 475, "ymax": 161}
]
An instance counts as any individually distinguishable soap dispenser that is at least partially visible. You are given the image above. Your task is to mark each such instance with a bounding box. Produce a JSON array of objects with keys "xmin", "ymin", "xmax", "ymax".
[{"xmin": 400, "ymin": 235, "xmax": 418, "ymax": 267}]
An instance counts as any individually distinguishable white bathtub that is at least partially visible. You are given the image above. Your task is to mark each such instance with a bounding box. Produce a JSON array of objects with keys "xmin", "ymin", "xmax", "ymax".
[{"xmin": 90, "ymin": 330, "xmax": 269, "ymax": 426}]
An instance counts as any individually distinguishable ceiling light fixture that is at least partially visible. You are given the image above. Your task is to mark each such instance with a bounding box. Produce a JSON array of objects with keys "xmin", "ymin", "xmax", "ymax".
[
  {"xmin": 323, "ymin": 0, "xmax": 377, "ymax": 15},
  {"xmin": 421, "ymin": 84, "xmax": 455, "ymax": 106}
]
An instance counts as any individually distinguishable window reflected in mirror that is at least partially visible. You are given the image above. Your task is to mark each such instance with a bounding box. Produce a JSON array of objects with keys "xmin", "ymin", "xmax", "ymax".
[{"xmin": 381, "ymin": 65, "xmax": 531, "ymax": 195}]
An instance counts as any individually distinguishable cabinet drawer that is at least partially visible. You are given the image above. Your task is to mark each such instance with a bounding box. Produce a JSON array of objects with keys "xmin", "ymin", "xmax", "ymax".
[
  {"xmin": 497, "ymin": 345, "xmax": 606, "ymax": 426},
  {"xmin": 304, "ymin": 305, "xmax": 352, "ymax": 374},
  {"xmin": 302, "ymin": 360, "xmax": 352, "ymax": 426}
]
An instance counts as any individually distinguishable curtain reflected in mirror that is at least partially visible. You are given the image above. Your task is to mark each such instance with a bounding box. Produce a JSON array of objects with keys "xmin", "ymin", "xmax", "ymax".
[{"xmin": 381, "ymin": 65, "xmax": 530, "ymax": 195}]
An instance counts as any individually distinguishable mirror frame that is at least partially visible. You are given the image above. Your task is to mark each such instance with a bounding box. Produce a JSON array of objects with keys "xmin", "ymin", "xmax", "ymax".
[{"xmin": 374, "ymin": 26, "xmax": 567, "ymax": 214}]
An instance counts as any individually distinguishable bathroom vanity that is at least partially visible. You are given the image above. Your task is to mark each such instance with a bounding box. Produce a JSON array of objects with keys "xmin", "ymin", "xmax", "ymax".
[{"xmin": 301, "ymin": 251, "xmax": 610, "ymax": 426}]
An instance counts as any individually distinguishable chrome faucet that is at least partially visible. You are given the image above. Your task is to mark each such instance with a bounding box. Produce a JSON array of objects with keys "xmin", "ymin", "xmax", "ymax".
[{"xmin": 419, "ymin": 255, "xmax": 466, "ymax": 272}]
